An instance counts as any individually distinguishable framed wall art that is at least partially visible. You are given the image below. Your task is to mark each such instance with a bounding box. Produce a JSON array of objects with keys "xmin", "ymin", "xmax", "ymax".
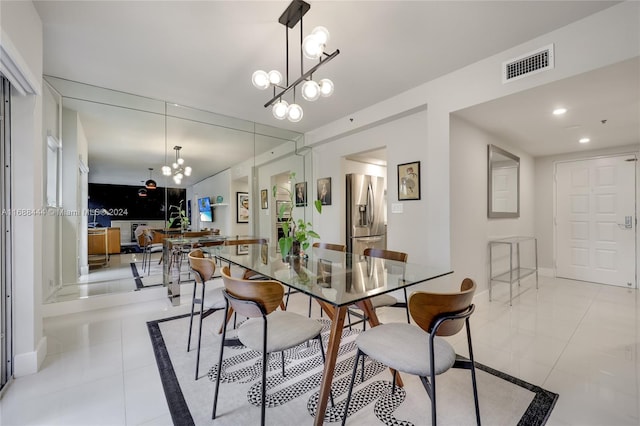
[
  {"xmin": 260, "ymin": 189, "xmax": 268, "ymax": 209},
  {"xmin": 317, "ymin": 177, "xmax": 332, "ymax": 205},
  {"xmin": 397, "ymin": 161, "xmax": 421, "ymax": 201},
  {"xmin": 295, "ymin": 182, "xmax": 307, "ymax": 207},
  {"xmin": 236, "ymin": 192, "xmax": 249, "ymax": 223},
  {"xmin": 236, "ymin": 244, "xmax": 249, "ymax": 255}
]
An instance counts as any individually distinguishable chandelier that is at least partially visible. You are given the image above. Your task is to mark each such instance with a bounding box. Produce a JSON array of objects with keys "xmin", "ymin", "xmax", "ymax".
[
  {"xmin": 162, "ymin": 146, "xmax": 192, "ymax": 185},
  {"xmin": 251, "ymin": 0, "xmax": 339, "ymax": 122}
]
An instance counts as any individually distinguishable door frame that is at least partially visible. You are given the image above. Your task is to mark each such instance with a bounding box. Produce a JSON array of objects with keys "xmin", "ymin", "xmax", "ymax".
[
  {"xmin": 553, "ymin": 152, "xmax": 638, "ymax": 288},
  {"xmin": 0, "ymin": 76, "xmax": 13, "ymax": 394}
]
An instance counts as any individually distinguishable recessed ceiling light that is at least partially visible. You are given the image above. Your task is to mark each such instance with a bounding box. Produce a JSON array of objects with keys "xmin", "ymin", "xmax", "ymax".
[
  {"xmin": 579, "ymin": 137, "xmax": 590, "ymax": 144},
  {"xmin": 553, "ymin": 108, "xmax": 567, "ymax": 115}
]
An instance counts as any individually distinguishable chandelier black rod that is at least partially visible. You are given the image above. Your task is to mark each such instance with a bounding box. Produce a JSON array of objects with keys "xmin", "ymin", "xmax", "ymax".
[
  {"xmin": 285, "ymin": 24, "xmax": 289, "ymax": 87},
  {"xmin": 263, "ymin": 49, "xmax": 340, "ymax": 108}
]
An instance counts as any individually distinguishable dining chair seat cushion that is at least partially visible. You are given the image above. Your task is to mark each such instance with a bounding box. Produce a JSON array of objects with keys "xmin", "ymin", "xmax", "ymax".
[
  {"xmin": 369, "ymin": 294, "xmax": 397, "ymax": 308},
  {"xmin": 202, "ymin": 287, "xmax": 226, "ymax": 310},
  {"xmin": 147, "ymin": 243, "xmax": 164, "ymax": 252},
  {"xmin": 238, "ymin": 311, "xmax": 322, "ymax": 353},
  {"xmin": 349, "ymin": 294, "xmax": 396, "ymax": 310},
  {"xmin": 356, "ymin": 323, "xmax": 456, "ymax": 376}
]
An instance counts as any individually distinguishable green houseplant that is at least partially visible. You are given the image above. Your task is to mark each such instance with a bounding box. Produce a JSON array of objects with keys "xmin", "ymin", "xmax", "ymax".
[
  {"xmin": 272, "ymin": 172, "xmax": 322, "ymax": 257},
  {"xmin": 168, "ymin": 200, "xmax": 190, "ymax": 231}
]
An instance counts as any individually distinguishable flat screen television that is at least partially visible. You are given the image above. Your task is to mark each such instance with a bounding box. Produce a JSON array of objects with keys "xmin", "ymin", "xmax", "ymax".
[{"xmin": 198, "ymin": 197, "xmax": 213, "ymax": 222}]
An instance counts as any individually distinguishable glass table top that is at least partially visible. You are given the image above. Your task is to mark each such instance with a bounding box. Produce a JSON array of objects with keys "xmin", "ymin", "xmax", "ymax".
[{"xmin": 207, "ymin": 243, "xmax": 452, "ymax": 307}]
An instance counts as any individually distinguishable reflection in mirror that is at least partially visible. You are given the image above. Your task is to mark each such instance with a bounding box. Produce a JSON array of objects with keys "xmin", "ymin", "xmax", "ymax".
[
  {"xmin": 487, "ymin": 144, "xmax": 520, "ymax": 218},
  {"xmin": 43, "ymin": 76, "xmax": 302, "ymax": 303}
]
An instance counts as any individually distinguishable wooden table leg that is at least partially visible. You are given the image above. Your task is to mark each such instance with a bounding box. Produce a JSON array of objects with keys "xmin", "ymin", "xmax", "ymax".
[
  {"xmin": 354, "ymin": 300, "xmax": 404, "ymax": 388},
  {"xmin": 313, "ymin": 303, "xmax": 346, "ymax": 426}
]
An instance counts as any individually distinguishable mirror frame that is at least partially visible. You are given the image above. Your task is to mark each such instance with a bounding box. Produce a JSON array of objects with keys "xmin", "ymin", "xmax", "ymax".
[{"xmin": 487, "ymin": 144, "xmax": 520, "ymax": 218}]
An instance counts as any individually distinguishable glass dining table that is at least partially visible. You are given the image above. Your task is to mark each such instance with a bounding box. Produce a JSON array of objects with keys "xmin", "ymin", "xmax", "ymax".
[{"xmin": 208, "ymin": 242, "xmax": 453, "ymax": 425}]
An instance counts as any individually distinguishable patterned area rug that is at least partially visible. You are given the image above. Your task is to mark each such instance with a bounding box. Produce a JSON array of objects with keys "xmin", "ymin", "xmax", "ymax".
[
  {"xmin": 148, "ymin": 314, "xmax": 558, "ymax": 425},
  {"xmin": 130, "ymin": 260, "xmax": 192, "ymax": 289}
]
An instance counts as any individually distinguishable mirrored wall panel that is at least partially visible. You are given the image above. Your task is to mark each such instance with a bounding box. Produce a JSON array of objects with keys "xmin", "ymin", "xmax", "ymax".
[{"xmin": 43, "ymin": 76, "xmax": 304, "ymax": 303}]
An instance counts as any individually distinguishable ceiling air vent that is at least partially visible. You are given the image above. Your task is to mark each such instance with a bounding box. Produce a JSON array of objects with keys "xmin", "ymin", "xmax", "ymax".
[{"xmin": 503, "ymin": 44, "xmax": 554, "ymax": 83}]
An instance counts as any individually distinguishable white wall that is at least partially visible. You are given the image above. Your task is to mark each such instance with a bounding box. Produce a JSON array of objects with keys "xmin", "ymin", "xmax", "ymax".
[
  {"xmin": 311, "ymin": 111, "xmax": 427, "ymax": 254},
  {"xmin": 60, "ymin": 108, "xmax": 89, "ymax": 282},
  {"xmin": 42, "ymin": 82, "xmax": 61, "ymax": 300},
  {"xmin": 450, "ymin": 116, "xmax": 535, "ymax": 291},
  {"xmin": 1, "ymin": 0, "xmax": 46, "ymax": 376}
]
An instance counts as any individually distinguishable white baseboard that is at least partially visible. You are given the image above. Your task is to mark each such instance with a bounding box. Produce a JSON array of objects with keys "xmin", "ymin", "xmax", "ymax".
[{"xmin": 13, "ymin": 336, "xmax": 47, "ymax": 377}]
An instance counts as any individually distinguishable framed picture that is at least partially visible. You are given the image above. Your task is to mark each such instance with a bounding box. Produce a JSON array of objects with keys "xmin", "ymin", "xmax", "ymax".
[
  {"xmin": 236, "ymin": 244, "xmax": 249, "ymax": 255},
  {"xmin": 295, "ymin": 182, "xmax": 307, "ymax": 207},
  {"xmin": 260, "ymin": 189, "xmax": 268, "ymax": 209},
  {"xmin": 261, "ymin": 243, "xmax": 268, "ymax": 264},
  {"xmin": 317, "ymin": 177, "xmax": 332, "ymax": 205},
  {"xmin": 398, "ymin": 161, "xmax": 421, "ymax": 201},
  {"xmin": 236, "ymin": 192, "xmax": 249, "ymax": 223}
]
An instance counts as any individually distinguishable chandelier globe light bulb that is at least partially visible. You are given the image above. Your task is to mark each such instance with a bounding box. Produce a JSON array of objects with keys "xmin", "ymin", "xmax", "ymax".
[
  {"xmin": 301, "ymin": 80, "xmax": 321, "ymax": 101},
  {"xmin": 272, "ymin": 100, "xmax": 289, "ymax": 120},
  {"xmin": 319, "ymin": 79, "xmax": 334, "ymax": 97},
  {"xmin": 172, "ymin": 162, "xmax": 178, "ymax": 169},
  {"xmin": 251, "ymin": 70, "xmax": 270, "ymax": 90},
  {"xmin": 287, "ymin": 103, "xmax": 303, "ymax": 122},
  {"xmin": 311, "ymin": 26, "xmax": 330, "ymax": 45},
  {"xmin": 177, "ymin": 157, "xmax": 184, "ymax": 166},
  {"xmin": 162, "ymin": 166, "xmax": 171, "ymax": 176},
  {"xmin": 184, "ymin": 166, "xmax": 192, "ymax": 176},
  {"xmin": 302, "ymin": 34, "xmax": 323, "ymax": 60},
  {"xmin": 268, "ymin": 70, "xmax": 283, "ymax": 86}
]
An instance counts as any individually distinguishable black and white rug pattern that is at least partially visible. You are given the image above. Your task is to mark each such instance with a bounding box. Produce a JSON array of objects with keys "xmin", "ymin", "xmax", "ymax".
[
  {"xmin": 148, "ymin": 314, "xmax": 558, "ymax": 426},
  {"xmin": 130, "ymin": 260, "xmax": 193, "ymax": 290}
]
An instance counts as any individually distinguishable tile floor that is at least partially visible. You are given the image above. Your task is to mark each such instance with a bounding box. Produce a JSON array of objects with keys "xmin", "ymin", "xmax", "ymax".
[
  {"xmin": 1, "ymin": 275, "xmax": 638, "ymax": 425},
  {"xmin": 46, "ymin": 253, "xmax": 163, "ymax": 303}
]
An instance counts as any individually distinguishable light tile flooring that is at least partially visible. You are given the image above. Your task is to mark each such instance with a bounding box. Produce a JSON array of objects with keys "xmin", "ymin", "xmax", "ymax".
[
  {"xmin": 47, "ymin": 253, "xmax": 165, "ymax": 303},
  {"xmin": 1, "ymin": 276, "xmax": 639, "ymax": 425}
]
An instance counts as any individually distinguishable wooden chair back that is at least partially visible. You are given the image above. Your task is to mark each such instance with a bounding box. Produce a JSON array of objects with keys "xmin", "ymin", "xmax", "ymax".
[
  {"xmin": 224, "ymin": 237, "xmax": 268, "ymax": 246},
  {"xmin": 183, "ymin": 230, "xmax": 212, "ymax": 238},
  {"xmin": 220, "ymin": 266, "xmax": 284, "ymax": 318},
  {"xmin": 312, "ymin": 242, "xmax": 346, "ymax": 252},
  {"xmin": 409, "ymin": 278, "xmax": 476, "ymax": 336},
  {"xmin": 363, "ymin": 247, "xmax": 408, "ymax": 263},
  {"xmin": 189, "ymin": 248, "xmax": 204, "ymax": 258},
  {"xmin": 188, "ymin": 250, "xmax": 216, "ymax": 283}
]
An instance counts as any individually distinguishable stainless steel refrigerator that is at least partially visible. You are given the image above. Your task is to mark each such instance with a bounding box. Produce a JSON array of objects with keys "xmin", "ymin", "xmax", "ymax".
[{"xmin": 346, "ymin": 173, "xmax": 386, "ymax": 254}]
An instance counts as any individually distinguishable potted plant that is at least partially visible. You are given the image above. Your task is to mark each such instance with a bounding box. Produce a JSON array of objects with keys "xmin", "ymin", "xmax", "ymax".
[
  {"xmin": 272, "ymin": 172, "xmax": 322, "ymax": 258},
  {"xmin": 168, "ymin": 200, "xmax": 190, "ymax": 232}
]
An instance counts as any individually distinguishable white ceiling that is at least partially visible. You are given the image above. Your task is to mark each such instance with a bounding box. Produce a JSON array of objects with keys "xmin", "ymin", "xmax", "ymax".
[
  {"xmin": 33, "ymin": 0, "xmax": 636, "ymax": 183},
  {"xmin": 454, "ymin": 57, "xmax": 640, "ymax": 157}
]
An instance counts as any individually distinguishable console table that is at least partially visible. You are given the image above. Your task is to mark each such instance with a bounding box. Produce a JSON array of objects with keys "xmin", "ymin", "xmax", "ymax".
[{"xmin": 488, "ymin": 236, "xmax": 538, "ymax": 305}]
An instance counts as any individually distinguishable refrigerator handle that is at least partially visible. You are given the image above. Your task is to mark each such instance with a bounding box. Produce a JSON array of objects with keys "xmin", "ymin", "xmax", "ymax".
[{"xmin": 367, "ymin": 183, "xmax": 374, "ymax": 226}]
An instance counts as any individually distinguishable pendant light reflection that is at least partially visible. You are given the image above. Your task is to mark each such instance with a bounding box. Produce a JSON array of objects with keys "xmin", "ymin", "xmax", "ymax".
[
  {"xmin": 145, "ymin": 168, "xmax": 157, "ymax": 189},
  {"xmin": 163, "ymin": 146, "xmax": 192, "ymax": 185}
]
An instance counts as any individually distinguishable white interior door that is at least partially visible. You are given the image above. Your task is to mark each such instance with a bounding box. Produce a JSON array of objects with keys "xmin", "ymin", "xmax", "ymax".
[{"xmin": 555, "ymin": 155, "xmax": 636, "ymax": 287}]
